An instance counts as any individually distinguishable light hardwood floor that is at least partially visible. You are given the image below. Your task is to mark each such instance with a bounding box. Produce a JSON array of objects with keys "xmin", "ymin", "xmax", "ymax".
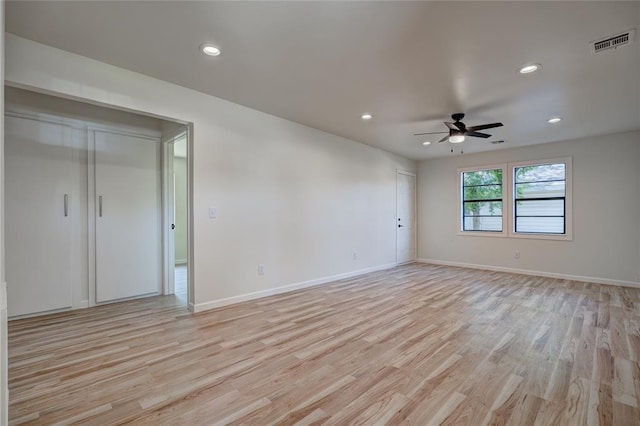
[{"xmin": 8, "ymin": 263, "xmax": 640, "ymax": 425}]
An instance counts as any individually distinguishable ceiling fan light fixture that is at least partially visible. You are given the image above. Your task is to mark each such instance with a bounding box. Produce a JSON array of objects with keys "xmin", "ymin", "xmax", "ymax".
[
  {"xmin": 519, "ymin": 63, "xmax": 541, "ymax": 74},
  {"xmin": 547, "ymin": 117, "xmax": 562, "ymax": 123},
  {"xmin": 422, "ymin": 141, "xmax": 431, "ymax": 146},
  {"xmin": 361, "ymin": 113, "xmax": 373, "ymax": 120},
  {"xmin": 449, "ymin": 134, "xmax": 465, "ymax": 143},
  {"xmin": 201, "ymin": 44, "xmax": 222, "ymax": 56}
]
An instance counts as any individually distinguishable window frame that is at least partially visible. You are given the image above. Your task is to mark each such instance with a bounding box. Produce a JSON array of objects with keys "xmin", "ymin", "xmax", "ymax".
[
  {"xmin": 457, "ymin": 164, "xmax": 507, "ymax": 237},
  {"xmin": 508, "ymin": 157, "xmax": 573, "ymax": 241}
]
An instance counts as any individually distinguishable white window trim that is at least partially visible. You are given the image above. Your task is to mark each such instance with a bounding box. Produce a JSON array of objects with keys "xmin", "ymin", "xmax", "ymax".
[
  {"xmin": 457, "ymin": 163, "xmax": 507, "ymax": 237},
  {"xmin": 508, "ymin": 157, "xmax": 573, "ymax": 241}
]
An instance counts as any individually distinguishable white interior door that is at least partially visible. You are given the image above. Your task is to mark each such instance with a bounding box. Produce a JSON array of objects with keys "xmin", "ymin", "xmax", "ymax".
[
  {"xmin": 396, "ymin": 172, "xmax": 416, "ymax": 264},
  {"xmin": 95, "ymin": 130, "xmax": 161, "ymax": 303},
  {"xmin": 6, "ymin": 116, "xmax": 74, "ymax": 317}
]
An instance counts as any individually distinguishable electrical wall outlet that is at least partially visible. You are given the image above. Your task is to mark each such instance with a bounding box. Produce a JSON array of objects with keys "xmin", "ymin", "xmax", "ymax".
[
  {"xmin": 258, "ymin": 264, "xmax": 264, "ymax": 276},
  {"xmin": 514, "ymin": 251, "xmax": 521, "ymax": 259},
  {"xmin": 353, "ymin": 251, "xmax": 358, "ymax": 260}
]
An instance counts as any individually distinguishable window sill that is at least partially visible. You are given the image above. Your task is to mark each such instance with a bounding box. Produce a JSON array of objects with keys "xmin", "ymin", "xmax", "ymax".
[
  {"xmin": 508, "ymin": 232, "xmax": 573, "ymax": 241},
  {"xmin": 456, "ymin": 230, "xmax": 573, "ymax": 241},
  {"xmin": 457, "ymin": 231, "xmax": 506, "ymax": 238}
]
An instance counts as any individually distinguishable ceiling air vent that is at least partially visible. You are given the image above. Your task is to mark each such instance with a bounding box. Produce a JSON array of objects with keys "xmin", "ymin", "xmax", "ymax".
[{"xmin": 591, "ymin": 29, "xmax": 635, "ymax": 53}]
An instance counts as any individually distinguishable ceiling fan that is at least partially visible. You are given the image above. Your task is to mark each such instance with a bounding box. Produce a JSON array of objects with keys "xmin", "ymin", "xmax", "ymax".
[{"xmin": 414, "ymin": 113, "xmax": 503, "ymax": 143}]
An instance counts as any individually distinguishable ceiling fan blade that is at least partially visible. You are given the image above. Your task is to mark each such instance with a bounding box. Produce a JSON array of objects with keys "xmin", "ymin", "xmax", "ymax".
[
  {"xmin": 446, "ymin": 121, "xmax": 465, "ymax": 131},
  {"xmin": 413, "ymin": 131, "xmax": 448, "ymax": 136},
  {"xmin": 438, "ymin": 135, "xmax": 450, "ymax": 143},
  {"xmin": 468, "ymin": 122, "xmax": 503, "ymax": 132},
  {"xmin": 466, "ymin": 131, "xmax": 491, "ymax": 138}
]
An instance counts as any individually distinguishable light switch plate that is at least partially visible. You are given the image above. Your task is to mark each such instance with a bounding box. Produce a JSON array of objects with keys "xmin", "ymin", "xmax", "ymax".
[{"xmin": 209, "ymin": 207, "xmax": 217, "ymax": 219}]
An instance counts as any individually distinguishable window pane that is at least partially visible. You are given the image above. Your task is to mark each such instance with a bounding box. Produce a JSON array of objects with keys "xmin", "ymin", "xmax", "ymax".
[
  {"xmin": 515, "ymin": 163, "xmax": 565, "ymax": 183},
  {"xmin": 515, "ymin": 181, "xmax": 565, "ymax": 199},
  {"xmin": 513, "ymin": 161, "xmax": 567, "ymax": 235},
  {"xmin": 515, "ymin": 199, "xmax": 564, "ymax": 216},
  {"xmin": 463, "ymin": 201, "xmax": 502, "ymax": 216},
  {"xmin": 461, "ymin": 168, "xmax": 503, "ymax": 233},
  {"xmin": 463, "ymin": 169, "xmax": 502, "ymax": 186},
  {"xmin": 464, "ymin": 216, "xmax": 502, "ymax": 232},
  {"xmin": 516, "ymin": 217, "xmax": 564, "ymax": 234},
  {"xmin": 463, "ymin": 184, "xmax": 502, "ymax": 201}
]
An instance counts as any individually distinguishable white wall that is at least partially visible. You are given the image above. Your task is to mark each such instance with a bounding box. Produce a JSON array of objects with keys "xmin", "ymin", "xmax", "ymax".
[
  {"xmin": 4, "ymin": 35, "xmax": 415, "ymax": 311},
  {"xmin": 418, "ymin": 131, "xmax": 640, "ymax": 286}
]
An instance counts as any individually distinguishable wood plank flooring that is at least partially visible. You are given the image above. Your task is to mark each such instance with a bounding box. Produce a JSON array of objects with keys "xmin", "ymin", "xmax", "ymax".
[{"xmin": 8, "ymin": 263, "xmax": 640, "ymax": 425}]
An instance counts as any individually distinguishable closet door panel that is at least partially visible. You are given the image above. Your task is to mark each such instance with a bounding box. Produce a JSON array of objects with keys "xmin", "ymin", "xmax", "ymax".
[
  {"xmin": 95, "ymin": 130, "xmax": 160, "ymax": 303},
  {"xmin": 6, "ymin": 116, "xmax": 73, "ymax": 317}
]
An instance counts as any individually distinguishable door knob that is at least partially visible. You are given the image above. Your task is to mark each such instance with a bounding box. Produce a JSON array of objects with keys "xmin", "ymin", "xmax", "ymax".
[
  {"xmin": 171, "ymin": 224, "xmax": 175, "ymax": 230},
  {"xmin": 398, "ymin": 224, "xmax": 404, "ymax": 228}
]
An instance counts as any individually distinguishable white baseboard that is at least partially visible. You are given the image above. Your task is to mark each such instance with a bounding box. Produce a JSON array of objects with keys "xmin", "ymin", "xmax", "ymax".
[
  {"xmin": 76, "ymin": 300, "xmax": 89, "ymax": 309},
  {"xmin": 192, "ymin": 263, "xmax": 397, "ymax": 313},
  {"xmin": 418, "ymin": 258, "xmax": 640, "ymax": 289},
  {"xmin": 9, "ymin": 305, "xmax": 75, "ymax": 320}
]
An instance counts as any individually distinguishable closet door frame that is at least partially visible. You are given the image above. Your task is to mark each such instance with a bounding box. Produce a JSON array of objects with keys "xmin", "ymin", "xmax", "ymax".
[
  {"xmin": 87, "ymin": 125, "xmax": 163, "ymax": 307},
  {"xmin": 6, "ymin": 106, "xmax": 182, "ymax": 312}
]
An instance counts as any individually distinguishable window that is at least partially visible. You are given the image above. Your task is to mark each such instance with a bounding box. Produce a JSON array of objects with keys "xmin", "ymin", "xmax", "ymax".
[
  {"xmin": 511, "ymin": 158, "xmax": 572, "ymax": 239},
  {"xmin": 459, "ymin": 166, "xmax": 506, "ymax": 234},
  {"xmin": 458, "ymin": 158, "xmax": 572, "ymax": 240}
]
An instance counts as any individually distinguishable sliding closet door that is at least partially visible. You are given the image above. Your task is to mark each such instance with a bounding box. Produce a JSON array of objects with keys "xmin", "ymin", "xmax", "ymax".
[
  {"xmin": 6, "ymin": 116, "xmax": 74, "ymax": 317},
  {"xmin": 94, "ymin": 130, "xmax": 161, "ymax": 303}
]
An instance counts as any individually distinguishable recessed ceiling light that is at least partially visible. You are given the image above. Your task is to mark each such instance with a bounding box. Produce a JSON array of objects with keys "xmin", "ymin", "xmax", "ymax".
[
  {"xmin": 547, "ymin": 117, "xmax": 562, "ymax": 124},
  {"xmin": 361, "ymin": 113, "xmax": 373, "ymax": 120},
  {"xmin": 422, "ymin": 141, "xmax": 431, "ymax": 146},
  {"xmin": 449, "ymin": 135, "xmax": 465, "ymax": 143},
  {"xmin": 518, "ymin": 63, "xmax": 541, "ymax": 74},
  {"xmin": 201, "ymin": 44, "xmax": 221, "ymax": 57}
]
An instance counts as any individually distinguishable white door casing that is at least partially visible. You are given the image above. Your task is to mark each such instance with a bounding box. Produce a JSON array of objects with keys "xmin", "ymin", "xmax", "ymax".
[
  {"xmin": 5, "ymin": 116, "xmax": 75, "ymax": 316},
  {"xmin": 94, "ymin": 129, "xmax": 161, "ymax": 303},
  {"xmin": 396, "ymin": 171, "xmax": 416, "ymax": 264},
  {"xmin": 161, "ymin": 127, "xmax": 189, "ymax": 298},
  {"xmin": 162, "ymin": 138, "xmax": 175, "ymax": 295}
]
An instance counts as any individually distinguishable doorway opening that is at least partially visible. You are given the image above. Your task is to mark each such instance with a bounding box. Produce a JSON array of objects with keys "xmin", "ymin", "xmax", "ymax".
[
  {"xmin": 163, "ymin": 130, "xmax": 190, "ymax": 307},
  {"xmin": 396, "ymin": 170, "xmax": 417, "ymax": 264}
]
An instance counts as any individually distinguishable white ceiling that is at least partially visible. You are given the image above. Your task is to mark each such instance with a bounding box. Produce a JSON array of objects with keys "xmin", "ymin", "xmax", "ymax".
[{"xmin": 6, "ymin": 1, "xmax": 640, "ymax": 160}]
